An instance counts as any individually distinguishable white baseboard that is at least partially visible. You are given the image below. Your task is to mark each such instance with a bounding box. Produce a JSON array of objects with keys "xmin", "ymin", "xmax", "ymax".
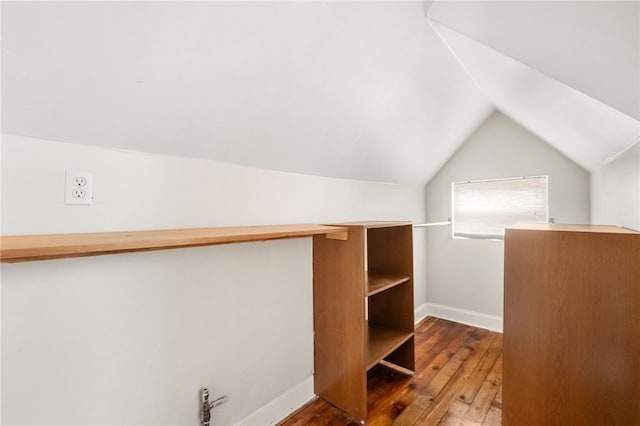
[
  {"xmin": 416, "ymin": 302, "xmax": 503, "ymax": 332},
  {"xmin": 414, "ymin": 302, "xmax": 431, "ymax": 324},
  {"xmin": 235, "ymin": 375, "xmax": 315, "ymax": 426}
]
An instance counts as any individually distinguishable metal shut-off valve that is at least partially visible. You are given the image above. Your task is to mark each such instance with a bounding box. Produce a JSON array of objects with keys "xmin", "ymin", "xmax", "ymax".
[{"xmin": 201, "ymin": 388, "xmax": 228, "ymax": 426}]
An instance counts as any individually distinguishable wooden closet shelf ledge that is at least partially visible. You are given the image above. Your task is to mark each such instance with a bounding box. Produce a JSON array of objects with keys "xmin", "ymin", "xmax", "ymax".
[{"xmin": 0, "ymin": 224, "xmax": 349, "ymax": 263}]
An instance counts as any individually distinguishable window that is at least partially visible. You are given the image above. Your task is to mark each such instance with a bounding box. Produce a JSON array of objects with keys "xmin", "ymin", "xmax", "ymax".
[{"xmin": 451, "ymin": 176, "xmax": 548, "ymax": 240}]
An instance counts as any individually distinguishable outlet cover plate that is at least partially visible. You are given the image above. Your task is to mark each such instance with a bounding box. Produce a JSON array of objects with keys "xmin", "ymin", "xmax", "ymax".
[{"xmin": 65, "ymin": 170, "xmax": 93, "ymax": 205}]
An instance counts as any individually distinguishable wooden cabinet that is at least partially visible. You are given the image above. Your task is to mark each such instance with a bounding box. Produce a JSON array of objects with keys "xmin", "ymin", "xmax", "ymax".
[
  {"xmin": 313, "ymin": 222, "xmax": 415, "ymax": 422},
  {"xmin": 503, "ymin": 224, "xmax": 640, "ymax": 426}
]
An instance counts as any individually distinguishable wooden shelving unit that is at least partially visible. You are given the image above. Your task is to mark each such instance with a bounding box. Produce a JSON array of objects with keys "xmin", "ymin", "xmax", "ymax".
[
  {"xmin": 313, "ymin": 221, "xmax": 414, "ymax": 422},
  {"xmin": 0, "ymin": 224, "xmax": 348, "ymax": 263}
]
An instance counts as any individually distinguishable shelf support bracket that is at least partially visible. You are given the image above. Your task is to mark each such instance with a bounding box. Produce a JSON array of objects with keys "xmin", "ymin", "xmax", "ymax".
[{"xmin": 326, "ymin": 230, "xmax": 349, "ymax": 240}]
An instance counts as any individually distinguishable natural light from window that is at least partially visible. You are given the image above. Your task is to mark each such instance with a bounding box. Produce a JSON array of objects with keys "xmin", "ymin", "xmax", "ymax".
[{"xmin": 451, "ymin": 176, "xmax": 549, "ymax": 240}]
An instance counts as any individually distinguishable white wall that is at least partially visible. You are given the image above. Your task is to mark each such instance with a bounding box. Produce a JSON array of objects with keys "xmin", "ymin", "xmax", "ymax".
[
  {"xmin": 591, "ymin": 142, "xmax": 640, "ymax": 231},
  {"xmin": 0, "ymin": 133, "xmax": 427, "ymax": 425},
  {"xmin": 423, "ymin": 111, "xmax": 590, "ymax": 330}
]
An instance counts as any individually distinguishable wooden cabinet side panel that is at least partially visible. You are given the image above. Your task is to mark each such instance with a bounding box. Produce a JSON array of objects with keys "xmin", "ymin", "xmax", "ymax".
[
  {"xmin": 313, "ymin": 230, "xmax": 367, "ymax": 420},
  {"xmin": 504, "ymin": 229, "xmax": 640, "ymax": 426}
]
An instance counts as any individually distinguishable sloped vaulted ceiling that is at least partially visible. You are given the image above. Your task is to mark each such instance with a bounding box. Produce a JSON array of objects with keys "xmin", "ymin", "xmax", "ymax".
[
  {"xmin": 1, "ymin": 1, "xmax": 492, "ymax": 184},
  {"xmin": 2, "ymin": 1, "xmax": 638, "ymax": 183},
  {"xmin": 428, "ymin": 0, "xmax": 640, "ymax": 120},
  {"xmin": 428, "ymin": 0, "xmax": 640, "ymax": 172}
]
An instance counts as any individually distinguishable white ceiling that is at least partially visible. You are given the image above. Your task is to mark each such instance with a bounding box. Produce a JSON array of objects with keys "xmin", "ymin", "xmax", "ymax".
[
  {"xmin": 430, "ymin": 20, "xmax": 639, "ymax": 172},
  {"xmin": 428, "ymin": 0, "xmax": 640, "ymax": 120},
  {"xmin": 2, "ymin": 1, "xmax": 638, "ymax": 184}
]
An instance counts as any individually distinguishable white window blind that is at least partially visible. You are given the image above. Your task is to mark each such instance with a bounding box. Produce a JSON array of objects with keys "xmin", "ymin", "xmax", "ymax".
[{"xmin": 451, "ymin": 176, "xmax": 548, "ymax": 240}]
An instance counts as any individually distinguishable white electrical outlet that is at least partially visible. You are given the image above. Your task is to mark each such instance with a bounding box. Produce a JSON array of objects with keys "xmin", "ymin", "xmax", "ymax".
[{"xmin": 65, "ymin": 170, "xmax": 93, "ymax": 205}]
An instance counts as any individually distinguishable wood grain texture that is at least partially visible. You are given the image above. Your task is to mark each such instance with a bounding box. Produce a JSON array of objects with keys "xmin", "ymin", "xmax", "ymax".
[
  {"xmin": 504, "ymin": 225, "xmax": 640, "ymax": 426},
  {"xmin": 507, "ymin": 223, "xmax": 638, "ymax": 234},
  {"xmin": 0, "ymin": 224, "xmax": 348, "ymax": 262},
  {"xmin": 366, "ymin": 273, "xmax": 411, "ymax": 297},
  {"xmin": 313, "ymin": 227, "xmax": 367, "ymax": 421},
  {"xmin": 331, "ymin": 221, "xmax": 413, "ymax": 229},
  {"xmin": 312, "ymin": 222, "xmax": 415, "ymax": 422},
  {"xmin": 367, "ymin": 224, "xmax": 415, "ymax": 334},
  {"xmin": 366, "ymin": 326, "xmax": 413, "ymax": 371},
  {"xmin": 366, "ymin": 224, "xmax": 415, "ymax": 400},
  {"xmin": 279, "ymin": 317, "xmax": 503, "ymax": 426}
]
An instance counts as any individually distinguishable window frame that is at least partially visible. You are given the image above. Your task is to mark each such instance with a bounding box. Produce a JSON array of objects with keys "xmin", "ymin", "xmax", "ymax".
[{"xmin": 450, "ymin": 175, "xmax": 549, "ymax": 241}]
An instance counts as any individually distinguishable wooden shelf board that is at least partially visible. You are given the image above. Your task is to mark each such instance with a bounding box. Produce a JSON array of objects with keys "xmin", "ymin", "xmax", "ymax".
[
  {"xmin": 331, "ymin": 221, "xmax": 412, "ymax": 229},
  {"xmin": 366, "ymin": 323, "xmax": 414, "ymax": 371},
  {"xmin": 0, "ymin": 224, "xmax": 349, "ymax": 263},
  {"xmin": 365, "ymin": 272, "xmax": 410, "ymax": 297}
]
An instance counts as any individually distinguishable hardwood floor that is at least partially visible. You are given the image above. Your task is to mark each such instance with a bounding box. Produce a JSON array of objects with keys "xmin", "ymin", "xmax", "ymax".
[{"xmin": 278, "ymin": 317, "xmax": 502, "ymax": 425}]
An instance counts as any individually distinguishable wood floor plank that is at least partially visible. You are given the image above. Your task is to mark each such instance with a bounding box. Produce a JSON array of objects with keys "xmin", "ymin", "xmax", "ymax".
[
  {"xmin": 392, "ymin": 324, "xmax": 476, "ymax": 425},
  {"xmin": 365, "ymin": 365, "xmax": 415, "ymax": 426},
  {"xmin": 435, "ymin": 333, "xmax": 498, "ymax": 426},
  {"xmin": 459, "ymin": 353, "xmax": 503, "ymax": 425},
  {"xmin": 412, "ymin": 319, "xmax": 459, "ymax": 371},
  {"xmin": 414, "ymin": 330, "xmax": 496, "ymax": 425},
  {"xmin": 437, "ymin": 398, "xmax": 472, "ymax": 426},
  {"xmin": 426, "ymin": 329, "xmax": 489, "ymax": 397},
  {"xmin": 413, "ymin": 320, "xmax": 472, "ymax": 373},
  {"xmin": 493, "ymin": 381, "xmax": 502, "ymax": 408},
  {"xmin": 413, "ymin": 323, "xmax": 476, "ymax": 386},
  {"xmin": 481, "ymin": 405, "xmax": 502, "ymax": 426},
  {"xmin": 458, "ymin": 333, "xmax": 503, "ymax": 404},
  {"xmin": 277, "ymin": 317, "xmax": 502, "ymax": 426}
]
